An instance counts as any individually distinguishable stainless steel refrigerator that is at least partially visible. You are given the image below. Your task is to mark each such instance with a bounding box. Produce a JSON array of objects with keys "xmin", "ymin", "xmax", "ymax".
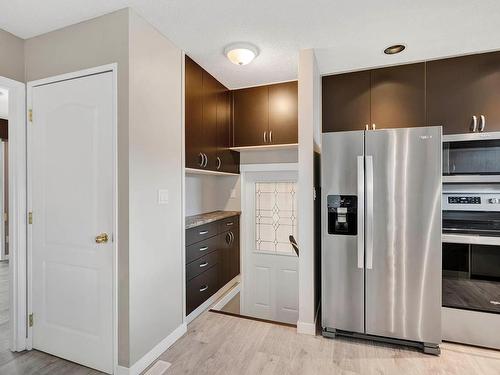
[{"xmin": 321, "ymin": 126, "xmax": 442, "ymax": 354}]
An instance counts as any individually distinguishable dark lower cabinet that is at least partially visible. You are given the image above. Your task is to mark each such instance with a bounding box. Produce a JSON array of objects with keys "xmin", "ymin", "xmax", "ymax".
[
  {"xmin": 185, "ymin": 215, "xmax": 240, "ymax": 315},
  {"xmin": 218, "ymin": 229, "xmax": 239, "ymax": 288}
]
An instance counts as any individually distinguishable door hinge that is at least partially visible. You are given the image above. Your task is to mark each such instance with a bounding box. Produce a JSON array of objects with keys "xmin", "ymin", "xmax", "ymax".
[
  {"xmin": 28, "ymin": 212, "xmax": 33, "ymax": 225},
  {"xmin": 29, "ymin": 313, "xmax": 34, "ymax": 327},
  {"xmin": 28, "ymin": 109, "xmax": 33, "ymax": 122}
]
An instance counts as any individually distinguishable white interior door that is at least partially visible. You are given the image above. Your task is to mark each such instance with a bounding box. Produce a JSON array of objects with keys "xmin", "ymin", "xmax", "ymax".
[
  {"xmin": 242, "ymin": 171, "xmax": 299, "ymax": 324},
  {"xmin": 29, "ymin": 71, "xmax": 114, "ymax": 373}
]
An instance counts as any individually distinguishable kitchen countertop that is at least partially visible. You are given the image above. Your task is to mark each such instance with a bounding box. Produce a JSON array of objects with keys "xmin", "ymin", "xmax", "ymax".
[{"xmin": 186, "ymin": 210, "xmax": 241, "ymax": 229}]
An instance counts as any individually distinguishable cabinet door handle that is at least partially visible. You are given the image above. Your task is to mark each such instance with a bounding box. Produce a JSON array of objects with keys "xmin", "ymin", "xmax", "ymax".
[
  {"xmin": 269, "ymin": 130, "xmax": 273, "ymax": 143},
  {"xmin": 263, "ymin": 131, "xmax": 267, "ymax": 143},
  {"xmin": 198, "ymin": 152, "xmax": 204, "ymax": 167},
  {"xmin": 365, "ymin": 124, "xmax": 370, "ymax": 131},
  {"xmin": 203, "ymin": 153, "xmax": 208, "ymax": 167},
  {"xmin": 480, "ymin": 115, "xmax": 486, "ymax": 132},
  {"xmin": 229, "ymin": 231, "xmax": 234, "ymax": 244},
  {"xmin": 199, "ymin": 285, "xmax": 208, "ymax": 292},
  {"xmin": 199, "ymin": 230, "xmax": 209, "ymax": 235},
  {"xmin": 199, "ymin": 246, "xmax": 208, "ymax": 252},
  {"xmin": 199, "ymin": 261, "xmax": 209, "ymax": 268},
  {"xmin": 225, "ymin": 222, "xmax": 234, "ymax": 226},
  {"xmin": 471, "ymin": 115, "xmax": 478, "ymax": 132},
  {"xmin": 226, "ymin": 232, "xmax": 231, "ymax": 244},
  {"xmin": 216, "ymin": 156, "xmax": 221, "ymax": 170},
  {"xmin": 372, "ymin": 123, "xmax": 376, "ymax": 130}
]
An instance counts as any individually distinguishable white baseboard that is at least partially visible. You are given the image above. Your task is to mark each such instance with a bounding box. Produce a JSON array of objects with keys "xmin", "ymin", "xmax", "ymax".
[
  {"xmin": 115, "ymin": 323, "xmax": 187, "ymax": 375},
  {"xmin": 296, "ymin": 302, "xmax": 319, "ymax": 336},
  {"xmin": 186, "ymin": 275, "xmax": 240, "ymax": 324},
  {"xmin": 211, "ymin": 283, "xmax": 240, "ymax": 310},
  {"xmin": 297, "ymin": 320, "xmax": 316, "ymax": 335}
]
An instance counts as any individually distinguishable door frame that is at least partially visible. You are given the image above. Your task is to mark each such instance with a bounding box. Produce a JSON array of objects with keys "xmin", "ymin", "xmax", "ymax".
[
  {"xmin": 240, "ymin": 163, "xmax": 299, "ymax": 322},
  {"xmin": 26, "ymin": 64, "xmax": 118, "ymax": 370},
  {"xmin": 0, "ymin": 75, "xmax": 26, "ymax": 352}
]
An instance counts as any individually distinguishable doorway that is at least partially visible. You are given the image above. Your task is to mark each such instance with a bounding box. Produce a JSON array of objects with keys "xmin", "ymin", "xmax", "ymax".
[
  {"xmin": 0, "ymin": 85, "xmax": 10, "ymax": 362},
  {"xmin": 212, "ymin": 164, "xmax": 299, "ymax": 325}
]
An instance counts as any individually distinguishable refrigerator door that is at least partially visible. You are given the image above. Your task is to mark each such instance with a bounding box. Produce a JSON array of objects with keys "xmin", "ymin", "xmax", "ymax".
[
  {"xmin": 365, "ymin": 126, "xmax": 442, "ymax": 344},
  {"xmin": 321, "ymin": 131, "xmax": 365, "ymax": 333}
]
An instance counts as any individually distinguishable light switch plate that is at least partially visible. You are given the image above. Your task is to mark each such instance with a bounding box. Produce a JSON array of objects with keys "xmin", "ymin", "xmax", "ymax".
[{"xmin": 158, "ymin": 189, "xmax": 169, "ymax": 205}]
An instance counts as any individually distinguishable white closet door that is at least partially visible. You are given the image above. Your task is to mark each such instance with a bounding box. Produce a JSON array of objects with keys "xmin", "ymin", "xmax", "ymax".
[{"xmin": 30, "ymin": 71, "xmax": 114, "ymax": 373}]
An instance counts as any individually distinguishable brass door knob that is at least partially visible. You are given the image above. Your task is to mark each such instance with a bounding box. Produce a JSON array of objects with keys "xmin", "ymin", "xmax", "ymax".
[{"xmin": 95, "ymin": 233, "xmax": 109, "ymax": 244}]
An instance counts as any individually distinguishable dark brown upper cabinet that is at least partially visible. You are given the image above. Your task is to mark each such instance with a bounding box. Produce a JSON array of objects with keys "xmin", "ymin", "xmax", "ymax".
[
  {"xmin": 370, "ymin": 63, "xmax": 426, "ymax": 129},
  {"xmin": 322, "ymin": 64, "xmax": 425, "ymax": 132},
  {"xmin": 233, "ymin": 86, "xmax": 269, "ymax": 147},
  {"xmin": 427, "ymin": 51, "xmax": 500, "ymax": 134},
  {"xmin": 185, "ymin": 55, "xmax": 239, "ymax": 173},
  {"xmin": 202, "ymin": 72, "xmax": 219, "ymax": 170},
  {"xmin": 216, "ymin": 87, "xmax": 240, "ymax": 173},
  {"xmin": 322, "ymin": 70, "xmax": 371, "ymax": 132},
  {"xmin": 268, "ymin": 81, "xmax": 298, "ymax": 144},
  {"xmin": 233, "ymin": 82, "xmax": 298, "ymax": 147},
  {"xmin": 185, "ymin": 56, "xmax": 204, "ymax": 168}
]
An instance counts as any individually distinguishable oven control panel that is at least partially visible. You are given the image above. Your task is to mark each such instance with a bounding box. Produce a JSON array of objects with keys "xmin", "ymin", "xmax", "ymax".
[
  {"xmin": 443, "ymin": 193, "xmax": 500, "ymax": 211},
  {"xmin": 448, "ymin": 196, "xmax": 481, "ymax": 204}
]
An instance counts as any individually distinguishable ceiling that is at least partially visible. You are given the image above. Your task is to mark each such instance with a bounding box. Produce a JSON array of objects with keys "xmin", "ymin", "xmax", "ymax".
[{"xmin": 1, "ymin": 0, "xmax": 500, "ymax": 88}]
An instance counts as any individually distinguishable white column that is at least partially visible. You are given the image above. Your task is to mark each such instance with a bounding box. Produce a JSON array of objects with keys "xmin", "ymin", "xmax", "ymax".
[{"xmin": 297, "ymin": 49, "xmax": 321, "ymax": 335}]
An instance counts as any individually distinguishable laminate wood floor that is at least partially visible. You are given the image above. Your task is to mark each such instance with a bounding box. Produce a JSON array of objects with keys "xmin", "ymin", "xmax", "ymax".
[
  {"xmin": 0, "ymin": 261, "xmax": 102, "ymax": 375},
  {"xmin": 219, "ymin": 292, "xmax": 240, "ymax": 315},
  {"xmin": 146, "ymin": 311, "xmax": 500, "ymax": 375}
]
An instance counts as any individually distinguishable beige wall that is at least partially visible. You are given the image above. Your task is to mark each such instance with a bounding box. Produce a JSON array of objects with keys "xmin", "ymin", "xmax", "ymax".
[
  {"xmin": 24, "ymin": 8, "xmax": 132, "ymax": 366},
  {"xmin": 0, "ymin": 28, "xmax": 24, "ymax": 82},
  {"xmin": 239, "ymin": 149, "xmax": 298, "ymax": 164},
  {"xmin": 185, "ymin": 174, "xmax": 240, "ymax": 216},
  {"xmin": 128, "ymin": 10, "xmax": 183, "ymax": 364}
]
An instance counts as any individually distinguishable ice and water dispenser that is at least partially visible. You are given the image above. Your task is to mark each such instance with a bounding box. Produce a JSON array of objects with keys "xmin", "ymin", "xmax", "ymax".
[{"xmin": 327, "ymin": 195, "xmax": 357, "ymax": 235}]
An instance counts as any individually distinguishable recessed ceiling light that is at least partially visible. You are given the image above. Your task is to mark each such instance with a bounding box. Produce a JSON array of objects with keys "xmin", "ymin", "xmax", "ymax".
[
  {"xmin": 224, "ymin": 43, "xmax": 259, "ymax": 66},
  {"xmin": 384, "ymin": 44, "xmax": 406, "ymax": 55}
]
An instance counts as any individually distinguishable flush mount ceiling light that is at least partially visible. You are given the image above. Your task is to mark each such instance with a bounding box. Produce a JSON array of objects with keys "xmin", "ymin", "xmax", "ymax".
[
  {"xmin": 224, "ymin": 43, "xmax": 259, "ymax": 66},
  {"xmin": 384, "ymin": 44, "xmax": 406, "ymax": 55}
]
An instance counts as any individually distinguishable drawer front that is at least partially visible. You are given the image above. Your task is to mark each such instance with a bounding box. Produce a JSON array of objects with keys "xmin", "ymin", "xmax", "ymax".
[
  {"xmin": 186, "ymin": 235, "xmax": 219, "ymax": 264},
  {"xmin": 186, "ymin": 265, "xmax": 218, "ymax": 315},
  {"xmin": 186, "ymin": 251, "xmax": 219, "ymax": 281},
  {"xmin": 186, "ymin": 221, "xmax": 218, "ymax": 246},
  {"xmin": 218, "ymin": 216, "xmax": 239, "ymax": 233}
]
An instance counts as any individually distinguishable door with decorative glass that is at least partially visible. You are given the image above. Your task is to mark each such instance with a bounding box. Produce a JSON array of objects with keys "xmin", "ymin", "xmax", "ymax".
[{"xmin": 241, "ymin": 170, "xmax": 299, "ymax": 324}]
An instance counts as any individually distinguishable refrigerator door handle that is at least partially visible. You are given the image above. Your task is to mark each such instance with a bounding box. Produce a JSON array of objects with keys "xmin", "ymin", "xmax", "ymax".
[
  {"xmin": 357, "ymin": 156, "xmax": 365, "ymax": 269},
  {"xmin": 365, "ymin": 155, "xmax": 374, "ymax": 270}
]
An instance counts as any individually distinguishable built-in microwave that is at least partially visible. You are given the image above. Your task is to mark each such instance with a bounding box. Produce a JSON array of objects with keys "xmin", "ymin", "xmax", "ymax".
[{"xmin": 443, "ymin": 132, "xmax": 500, "ymax": 176}]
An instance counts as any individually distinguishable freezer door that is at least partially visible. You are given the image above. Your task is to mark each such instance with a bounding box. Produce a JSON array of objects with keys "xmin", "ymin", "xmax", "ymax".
[
  {"xmin": 365, "ymin": 126, "xmax": 442, "ymax": 344},
  {"xmin": 321, "ymin": 131, "xmax": 365, "ymax": 333}
]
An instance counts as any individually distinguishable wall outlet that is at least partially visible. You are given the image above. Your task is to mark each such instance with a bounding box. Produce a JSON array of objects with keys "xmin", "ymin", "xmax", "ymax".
[{"xmin": 158, "ymin": 189, "xmax": 169, "ymax": 204}]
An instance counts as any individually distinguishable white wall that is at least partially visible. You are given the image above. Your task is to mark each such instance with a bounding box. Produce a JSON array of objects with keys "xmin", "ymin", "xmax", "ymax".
[
  {"xmin": 128, "ymin": 10, "xmax": 184, "ymax": 366},
  {"xmin": 185, "ymin": 174, "xmax": 240, "ymax": 216},
  {"xmin": 297, "ymin": 49, "xmax": 321, "ymax": 335}
]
